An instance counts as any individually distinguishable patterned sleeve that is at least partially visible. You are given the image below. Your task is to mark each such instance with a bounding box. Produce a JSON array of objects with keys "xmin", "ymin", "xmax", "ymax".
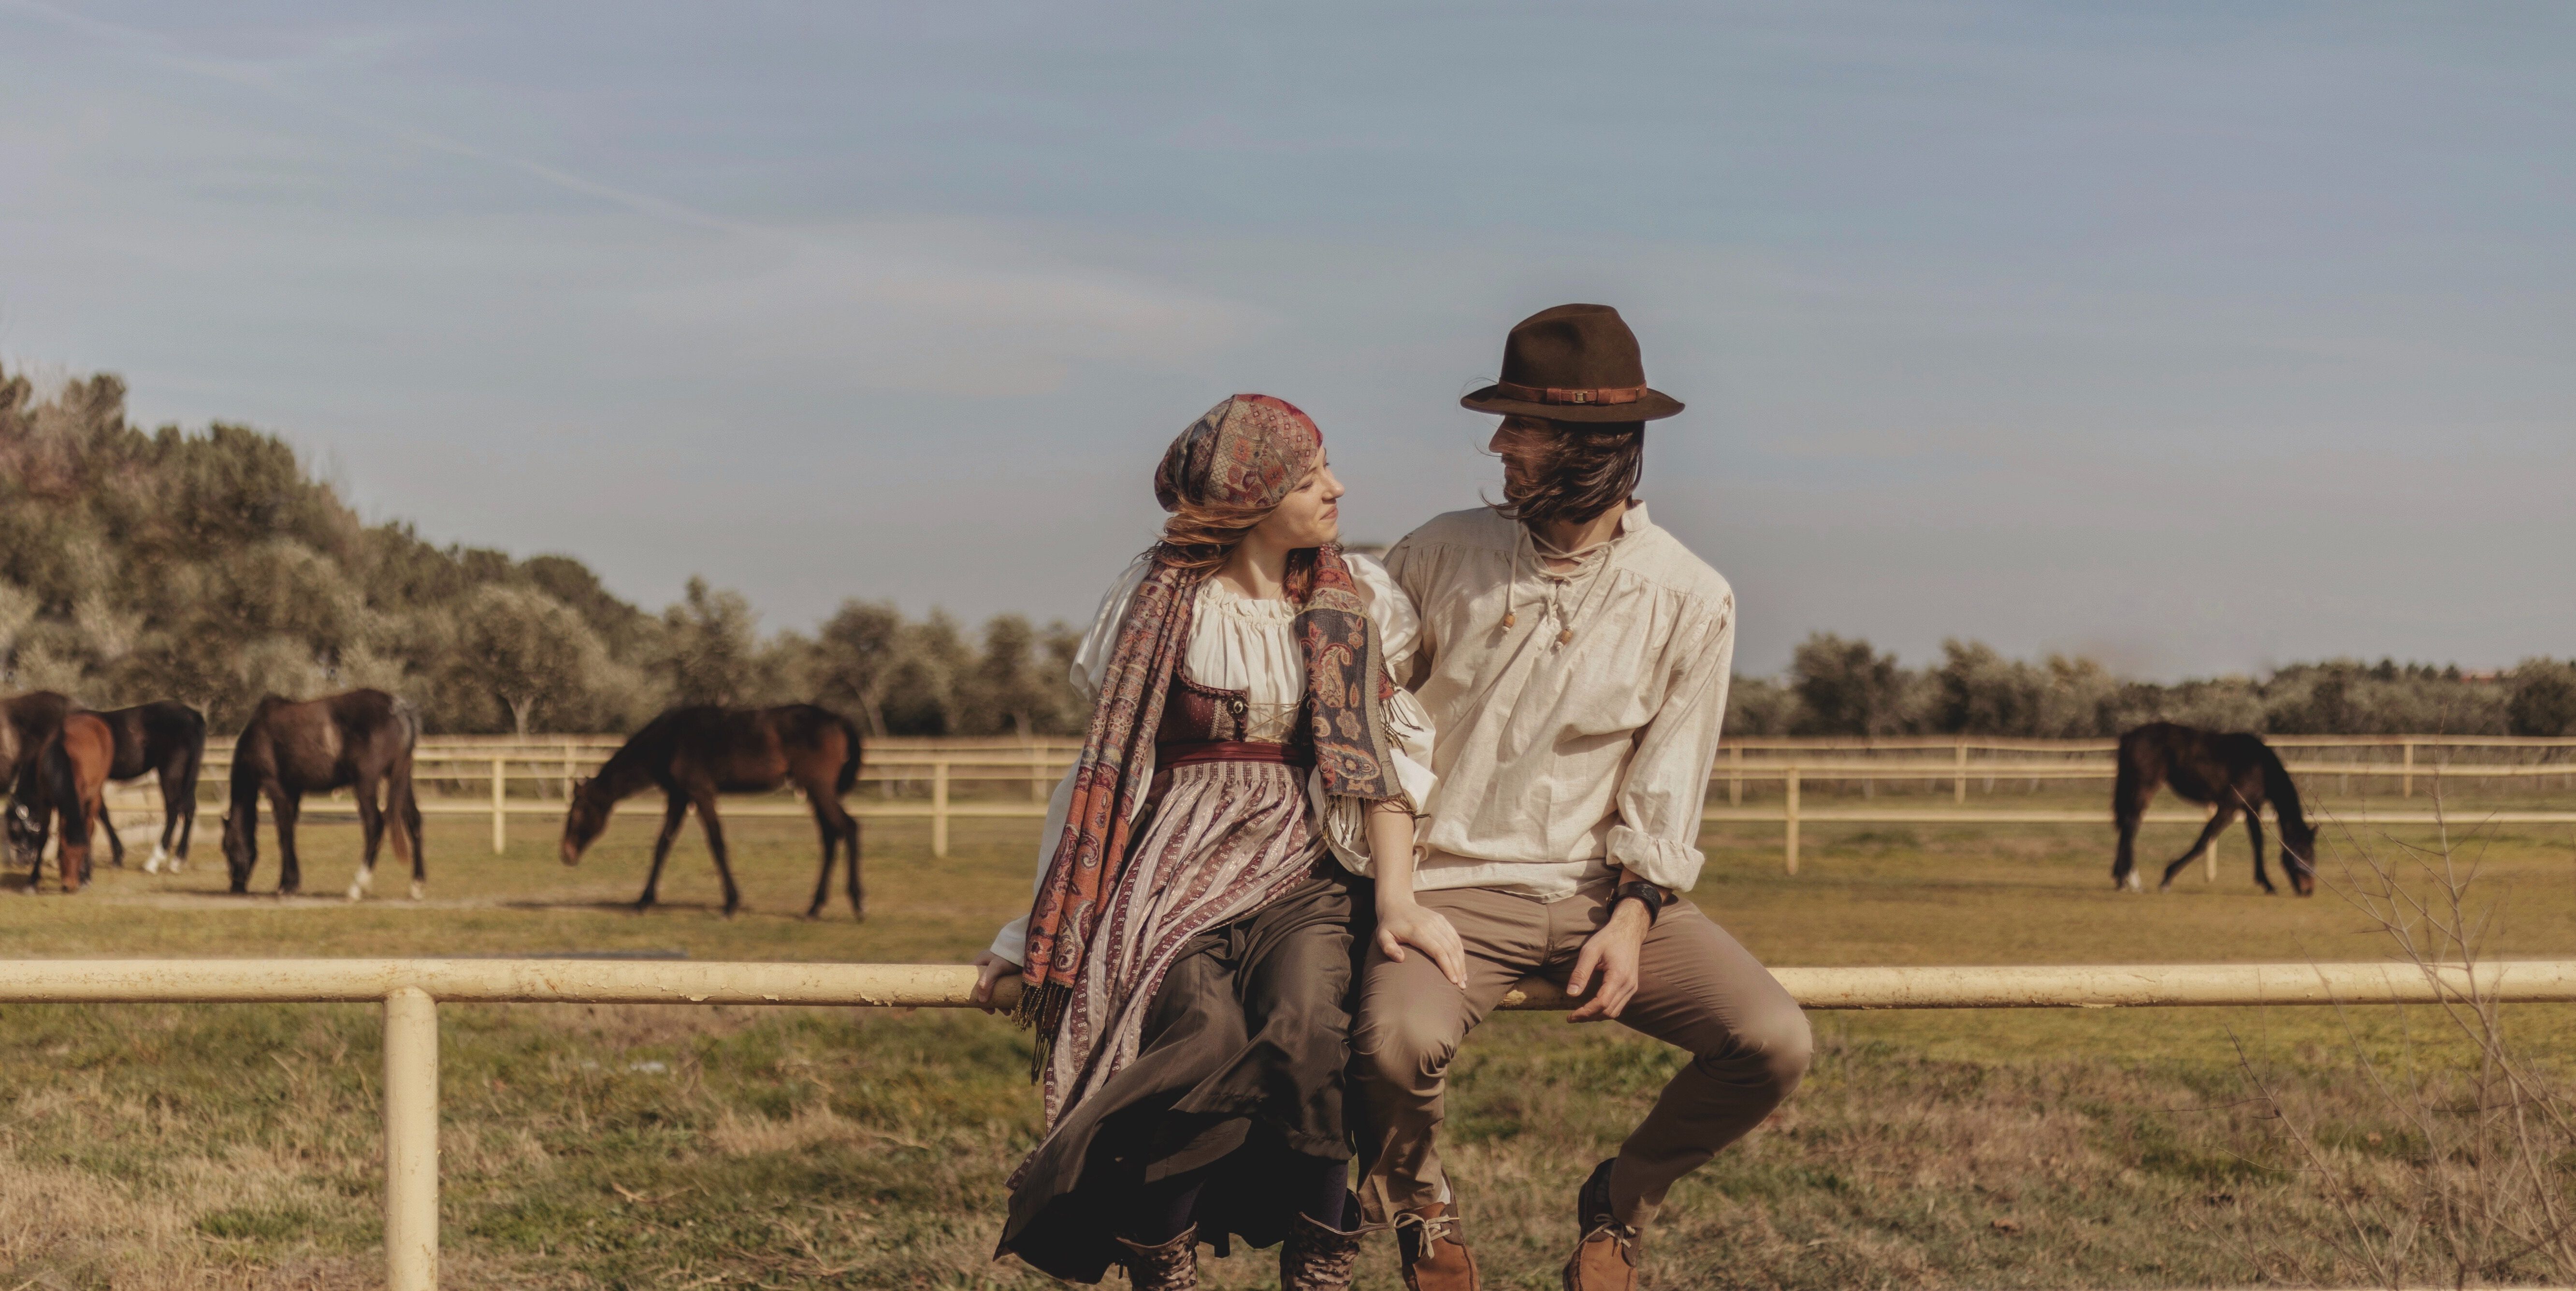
[{"xmin": 1315, "ymin": 552, "xmax": 1437, "ymax": 874}]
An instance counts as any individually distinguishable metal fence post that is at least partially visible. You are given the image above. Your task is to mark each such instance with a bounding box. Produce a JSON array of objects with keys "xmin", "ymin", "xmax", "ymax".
[
  {"xmin": 1784, "ymin": 766, "xmax": 1801, "ymax": 875},
  {"xmin": 932, "ymin": 759, "xmax": 950, "ymax": 858},
  {"xmin": 490, "ymin": 759, "xmax": 506, "ymax": 856},
  {"xmin": 384, "ymin": 986, "xmax": 439, "ymax": 1291}
]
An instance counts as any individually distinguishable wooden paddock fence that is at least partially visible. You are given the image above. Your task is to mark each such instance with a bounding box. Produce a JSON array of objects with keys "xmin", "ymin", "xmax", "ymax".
[
  {"xmin": 4, "ymin": 956, "xmax": 2570, "ymax": 1290},
  {"xmin": 127, "ymin": 734, "xmax": 2576, "ymax": 868}
]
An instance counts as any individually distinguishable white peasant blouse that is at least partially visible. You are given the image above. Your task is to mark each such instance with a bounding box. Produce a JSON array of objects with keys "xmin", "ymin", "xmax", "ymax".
[{"xmin": 984, "ymin": 553, "xmax": 1438, "ymax": 963}]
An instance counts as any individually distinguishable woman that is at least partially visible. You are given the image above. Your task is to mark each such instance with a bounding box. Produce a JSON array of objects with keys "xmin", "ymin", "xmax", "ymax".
[{"xmin": 970, "ymin": 394, "xmax": 1466, "ymax": 1290}]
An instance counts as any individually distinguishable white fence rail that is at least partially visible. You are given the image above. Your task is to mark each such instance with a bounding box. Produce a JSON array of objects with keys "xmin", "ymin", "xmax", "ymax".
[
  {"xmin": 5, "ymin": 957, "xmax": 2571, "ymax": 1290},
  {"xmin": 137, "ymin": 734, "xmax": 2576, "ymax": 865}
]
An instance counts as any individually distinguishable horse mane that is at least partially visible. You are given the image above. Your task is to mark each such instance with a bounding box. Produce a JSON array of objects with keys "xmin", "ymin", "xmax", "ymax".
[{"xmin": 2253, "ymin": 739, "xmax": 2314, "ymax": 847}]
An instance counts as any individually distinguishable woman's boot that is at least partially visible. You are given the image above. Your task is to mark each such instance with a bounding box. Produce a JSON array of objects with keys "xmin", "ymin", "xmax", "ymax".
[
  {"xmin": 1280, "ymin": 1210, "xmax": 1369, "ymax": 1290},
  {"xmin": 1116, "ymin": 1226, "xmax": 1199, "ymax": 1291}
]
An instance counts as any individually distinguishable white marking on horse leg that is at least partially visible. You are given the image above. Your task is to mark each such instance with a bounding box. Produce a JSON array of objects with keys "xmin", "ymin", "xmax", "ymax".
[
  {"xmin": 348, "ymin": 865, "xmax": 375, "ymax": 902},
  {"xmin": 145, "ymin": 846, "xmax": 166, "ymax": 875},
  {"xmin": 2124, "ymin": 870, "xmax": 2143, "ymax": 892},
  {"xmin": 409, "ymin": 880, "xmax": 424, "ymax": 902}
]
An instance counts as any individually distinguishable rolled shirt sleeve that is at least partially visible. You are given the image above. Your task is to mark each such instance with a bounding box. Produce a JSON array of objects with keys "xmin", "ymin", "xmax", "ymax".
[{"xmin": 1605, "ymin": 592, "xmax": 1736, "ymax": 892}]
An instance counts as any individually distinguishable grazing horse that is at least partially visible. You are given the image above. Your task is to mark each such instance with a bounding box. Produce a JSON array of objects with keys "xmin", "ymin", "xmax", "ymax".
[
  {"xmin": 92, "ymin": 701, "xmax": 209, "ymax": 873},
  {"xmin": 0, "ymin": 690, "xmax": 73, "ymax": 794},
  {"xmin": 221, "ymin": 689, "xmax": 425, "ymax": 900},
  {"xmin": 2112, "ymin": 722, "xmax": 2316, "ymax": 896},
  {"xmin": 560, "ymin": 704, "xmax": 864, "ymax": 918},
  {"xmin": 8, "ymin": 713, "xmax": 111, "ymax": 893}
]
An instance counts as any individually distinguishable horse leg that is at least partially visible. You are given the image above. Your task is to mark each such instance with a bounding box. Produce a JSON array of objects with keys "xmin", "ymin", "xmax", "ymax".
[
  {"xmin": 148, "ymin": 762, "xmax": 176, "ymax": 873},
  {"xmin": 99, "ymin": 807, "xmax": 124, "ymax": 870},
  {"xmin": 395, "ymin": 775, "xmax": 426, "ymax": 900},
  {"xmin": 273, "ymin": 790, "xmax": 304, "ymax": 896},
  {"xmin": 843, "ymin": 814, "xmax": 863, "ymax": 920},
  {"xmin": 174, "ymin": 762, "xmax": 200, "ymax": 871},
  {"xmin": 2159, "ymin": 806, "xmax": 2238, "ymax": 890},
  {"xmin": 636, "ymin": 794, "xmax": 688, "ymax": 912},
  {"xmin": 694, "ymin": 791, "xmax": 741, "ymax": 916},
  {"xmin": 804, "ymin": 797, "xmax": 837, "ymax": 920},
  {"xmin": 347, "ymin": 773, "xmax": 385, "ymax": 902},
  {"xmin": 2244, "ymin": 805, "xmax": 2276, "ymax": 895}
]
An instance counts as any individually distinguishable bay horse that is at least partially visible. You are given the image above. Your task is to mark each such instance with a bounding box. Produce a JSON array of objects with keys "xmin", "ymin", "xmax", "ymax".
[
  {"xmin": 8, "ymin": 713, "xmax": 111, "ymax": 893},
  {"xmin": 559, "ymin": 704, "xmax": 864, "ymax": 918},
  {"xmin": 2112, "ymin": 722, "xmax": 2316, "ymax": 896},
  {"xmin": 93, "ymin": 701, "xmax": 209, "ymax": 873},
  {"xmin": 221, "ymin": 689, "xmax": 424, "ymax": 900}
]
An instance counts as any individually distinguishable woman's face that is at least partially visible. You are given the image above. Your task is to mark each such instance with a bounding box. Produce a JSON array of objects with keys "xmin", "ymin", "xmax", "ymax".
[{"xmin": 1250, "ymin": 453, "xmax": 1344, "ymax": 549}]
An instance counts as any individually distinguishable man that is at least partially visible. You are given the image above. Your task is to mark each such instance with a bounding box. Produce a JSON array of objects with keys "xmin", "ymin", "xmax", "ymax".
[{"xmin": 1353, "ymin": 304, "xmax": 1811, "ymax": 1291}]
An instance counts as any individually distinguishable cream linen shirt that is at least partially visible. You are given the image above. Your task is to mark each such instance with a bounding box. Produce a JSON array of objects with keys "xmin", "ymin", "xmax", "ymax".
[{"xmin": 1385, "ymin": 502, "xmax": 1734, "ymax": 900}]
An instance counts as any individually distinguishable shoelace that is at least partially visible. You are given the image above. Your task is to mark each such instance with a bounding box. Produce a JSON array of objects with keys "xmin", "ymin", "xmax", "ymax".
[{"xmin": 1395, "ymin": 1209, "xmax": 1461, "ymax": 1249}]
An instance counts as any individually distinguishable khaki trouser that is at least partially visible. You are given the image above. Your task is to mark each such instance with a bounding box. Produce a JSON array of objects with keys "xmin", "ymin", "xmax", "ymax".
[{"xmin": 1350, "ymin": 882, "xmax": 1812, "ymax": 1233}]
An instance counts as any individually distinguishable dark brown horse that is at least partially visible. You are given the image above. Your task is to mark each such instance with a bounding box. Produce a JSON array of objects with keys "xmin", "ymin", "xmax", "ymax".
[
  {"xmin": 2113, "ymin": 722, "xmax": 2316, "ymax": 895},
  {"xmin": 221, "ymin": 689, "xmax": 424, "ymax": 900},
  {"xmin": 0, "ymin": 690, "xmax": 72, "ymax": 796},
  {"xmin": 560, "ymin": 704, "xmax": 864, "ymax": 918},
  {"xmin": 8, "ymin": 713, "xmax": 111, "ymax": 893},
  {"xmin": 93, "ymin": 701, "xmax": 208, "ymax": 873}
]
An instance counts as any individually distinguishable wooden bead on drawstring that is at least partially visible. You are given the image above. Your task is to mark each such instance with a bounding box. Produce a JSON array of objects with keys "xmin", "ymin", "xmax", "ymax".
[
  {"xmin": 1501, "ymin": 613, "xmax": 1516, "ymax": 629},
  {"xmin": 1557, "ymin": 628, "xmax": 1575, "ymax": 645}
]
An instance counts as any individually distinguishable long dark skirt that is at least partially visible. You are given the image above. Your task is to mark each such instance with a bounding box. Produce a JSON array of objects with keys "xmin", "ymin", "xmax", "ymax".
[{"xmin": 999, "ymin": 871, "xmax": 1361, "ymax": 1283}]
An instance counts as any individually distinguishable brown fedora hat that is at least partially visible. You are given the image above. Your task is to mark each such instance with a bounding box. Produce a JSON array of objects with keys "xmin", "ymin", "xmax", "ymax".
[{"xmin": 1460, "ymin": 303, "xmax": 1683, "ymax": 423}]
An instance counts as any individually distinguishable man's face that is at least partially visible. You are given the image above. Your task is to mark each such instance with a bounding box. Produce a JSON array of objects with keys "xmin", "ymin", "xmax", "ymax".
[{"xmin": 1487, "ymin": 416, "xmax": 1555, "ymax": 496}]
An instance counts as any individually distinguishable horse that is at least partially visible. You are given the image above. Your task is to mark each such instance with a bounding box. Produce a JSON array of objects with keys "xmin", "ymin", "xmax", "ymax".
[
  {"xmin": 7, "ymin": 713, "xmax": 111, "ymax": 893},
  {"xmin": 559, "ymin": 704, "xmax": 864, "ymax": 918},
  {"xmin": 220, "ymin": 689, "xmax": 425, "ymax": 900},
  {"xmin": 2112, "ymin": 721, "xmax": 2316, "ymax": 896},
  {"xmin": 0, "ymin": 690, "xmax": 72, "ymax": 793},
  {"xmin": 92, "ymin": 701, "xmax": 209, "ymax": 873}
]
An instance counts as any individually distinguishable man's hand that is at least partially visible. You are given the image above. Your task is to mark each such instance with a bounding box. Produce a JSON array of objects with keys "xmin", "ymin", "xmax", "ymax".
[
  {"xmin": 1376, "ymin": 899, "xmax": 1469, "ymax": 989},
  {"xmin": 970, "ymin": 950, "xmax": 1019, "ymax": 1014},
  {"xmin": 1564, "ymin": 900, "xmax": 1651, "ymax": 1022}
]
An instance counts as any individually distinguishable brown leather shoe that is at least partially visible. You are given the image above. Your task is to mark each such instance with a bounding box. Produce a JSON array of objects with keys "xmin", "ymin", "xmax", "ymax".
[
  {"xmin": 1115, "ymin": 1225, "xmax": 1199, "ymax": 1291},
  {"xmin": 1394, "ymin": 1202, "xmax": 1480, "ymax": 1291},
  {"xmin": 1280, "ymin": 1209, "xmax": 1368, "ymax": 1290},
  {"xmin": 1562, "ymin": 1160, "xmax": 1640, "ymax": 1291}
]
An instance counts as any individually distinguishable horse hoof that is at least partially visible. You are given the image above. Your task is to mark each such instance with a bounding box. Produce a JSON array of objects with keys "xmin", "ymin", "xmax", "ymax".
[
  {"xmin": 346, "ymin": 883, "xmax": 366, "ymax": 902},
  {"xmin": 408, "ymin": 882, "xmax": 424, "ymax": 902}
]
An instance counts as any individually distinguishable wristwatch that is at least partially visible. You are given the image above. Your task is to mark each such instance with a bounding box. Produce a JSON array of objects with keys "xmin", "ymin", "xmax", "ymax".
[{"xmin": 1613, "ymin": 879, "xmax": 1671, "ymax": 926}]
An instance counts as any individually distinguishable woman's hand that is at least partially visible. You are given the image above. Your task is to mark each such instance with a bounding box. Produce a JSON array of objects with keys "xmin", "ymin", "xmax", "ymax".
[
  {"xmin": 1375, "ymin": 899, "xmax": 1468, "ymax": 990},
  {"xmin": 970, "ymin": 950, "xmax": 1019, "ymax": 1013}
]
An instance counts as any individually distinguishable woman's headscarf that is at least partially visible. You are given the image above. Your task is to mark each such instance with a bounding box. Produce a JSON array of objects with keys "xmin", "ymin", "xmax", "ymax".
[{"xmin": 1014, "ymin": 394, "xmax": 1399, "ymax": 1080}]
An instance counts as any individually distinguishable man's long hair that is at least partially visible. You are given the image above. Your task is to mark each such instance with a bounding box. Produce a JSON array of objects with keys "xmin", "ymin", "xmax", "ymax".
[{"xmin": 1493, "ymin": 418, "xmax": 1646, "ymax": 530}]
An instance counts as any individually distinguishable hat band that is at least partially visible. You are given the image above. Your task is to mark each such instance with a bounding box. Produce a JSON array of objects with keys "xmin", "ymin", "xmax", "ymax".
[{"xmin": 1491, "ymin": 379, "xmax": 1648, "ymax": 407}]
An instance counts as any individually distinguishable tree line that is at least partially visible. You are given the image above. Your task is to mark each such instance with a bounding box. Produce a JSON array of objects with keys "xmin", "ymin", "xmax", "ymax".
[{"xmin": 3, "ymin": 364, "xmax": 2569, "ymax": 739}]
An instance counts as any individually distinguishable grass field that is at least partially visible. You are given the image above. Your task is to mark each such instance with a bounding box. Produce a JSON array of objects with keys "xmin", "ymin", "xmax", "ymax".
[{"xmin": 0, "ymin": 787, "xmax": 2569, "ymax": 1289}]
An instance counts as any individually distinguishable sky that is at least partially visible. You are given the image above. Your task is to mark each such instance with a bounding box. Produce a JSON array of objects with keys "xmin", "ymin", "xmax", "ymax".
[{"xmin": 1, "ymin": 0, "xmax": 2570, "ymax": 678}]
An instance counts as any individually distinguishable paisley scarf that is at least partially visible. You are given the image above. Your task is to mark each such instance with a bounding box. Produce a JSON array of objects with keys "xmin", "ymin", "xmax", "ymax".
[{"xmin": 1014, "ymin": 396, "xmax": 1399, "ymax": 1077}]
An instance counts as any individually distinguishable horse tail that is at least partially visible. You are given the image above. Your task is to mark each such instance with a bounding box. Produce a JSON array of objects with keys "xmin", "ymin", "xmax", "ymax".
[
  {"xmin": 833, "ymin": 711, "xmax": 865, "ymax": 799},
  {"xmin": 2255, "ymin": 739, "xmax": 2313, "ymax": 849}
]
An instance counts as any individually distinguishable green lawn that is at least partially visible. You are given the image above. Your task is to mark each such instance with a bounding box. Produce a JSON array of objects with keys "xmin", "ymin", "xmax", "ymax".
[{"xmin": 0, "ymin": 792, "xmax": 2567, "ymax": 1288}]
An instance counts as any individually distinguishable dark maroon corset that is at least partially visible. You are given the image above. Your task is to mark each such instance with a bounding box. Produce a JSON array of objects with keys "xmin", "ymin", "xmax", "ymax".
[{"xmin": 1155, "ymin": 673, "xmax": 1313, "ymax": 771}]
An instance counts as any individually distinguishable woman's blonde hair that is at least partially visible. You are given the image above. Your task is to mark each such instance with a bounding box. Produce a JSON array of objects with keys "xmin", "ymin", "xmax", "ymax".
[{"xmin": 1151, "ymin": 498, "xmax": 1319, "ymax": 601}]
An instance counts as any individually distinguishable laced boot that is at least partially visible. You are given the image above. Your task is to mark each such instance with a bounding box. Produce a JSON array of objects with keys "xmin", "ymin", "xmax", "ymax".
[
  {"xmin": 1115, "ymin": 1225, "xmax": 1199, "ymax": 1291},
  {"xmin": 1562, "ymin": 1159, "xmax": 1641, "ymax": 1291},
  {"xmin": 1393, "ymin": 1202, "xmax": 1480, "ymax": 1291},
  {"xmin": 1279, "ymin": 1207, "xmax": 1370, "ymax": 1290}
]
